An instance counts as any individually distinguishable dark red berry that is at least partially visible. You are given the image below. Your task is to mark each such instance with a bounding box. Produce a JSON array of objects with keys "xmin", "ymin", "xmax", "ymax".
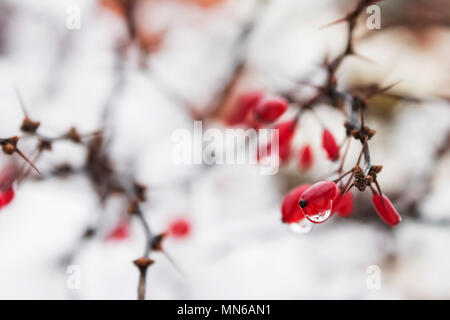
[
  {"xmin": 299, "ymin": 144, "xmax": 314, "ymax": 171},
  {"xmin": 168, "ymin": 218, "xmax": 191, "ymax": 238},
  {"xmin": 372, "ymin": 194, "xmax": 401, "ymax": 226},
  {"xmin": 322, "ymin": 128, "xmax": 339, "ymax": 161},
  {"xmin": 281, "ymin": 184, "xmax": 310, "ymax": 224},
  {"xmin": 254, "ymin": 97, "xmax": 288, "ymax": 123},
  {"xmin": 226, "ymin": 90, "xmax": 263, "ymax": 125},
  {"xmin": 332, "ymin": 190, "xmax": 353, "ymax": 217},
  {"xmin": 299, "ymin": 181, "xmax": 338, "ymax": 223}
]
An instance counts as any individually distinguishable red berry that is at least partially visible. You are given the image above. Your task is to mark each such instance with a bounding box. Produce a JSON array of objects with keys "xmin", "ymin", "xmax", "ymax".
[
  {"xmin": 105, "ymin": 220, "xmax": 131, "ymax": 241},
  {"xmin": 322, "ymin": 128, "xmax": 339, "ymax": 161},
  {"xmin": 299, "ymin": 181, "xmax": 338, "ymax": 223},
  {"xmin": 258, "ymin": 120, "xmax": 297, "ymax": 163},
  {"xmin": 372, "ymin": 194, "xmax": 401, "ymax": 226},
  {"xmin": 299, "ymin": 144, "xmax": 314, "ymax": 171},
  {"xmin": 245, "ymin": 108, "xmax": 263, "ymax": 130},
  {"xmin": 168, "ymin": 218, "xmax": 191, "ymax": 238},
  {"xmin": 332, "ymin": 190, "xmax": 353, "ymax": 217},
  {"xmin": 226, "ymin": 90, "xmax": 263, "ymax": 125},
  {"xmin": 254, "ymin": 97, "xmax": 288, "ymax": 123},
  {"xmin": 0, "ymin": 188, "xmax": 14, "ymax": 208},
  {"xmin": 277, "ymin": 121, "xmax": 297, "ymax": 161},
  {"xmin": 281, "ymin": 184, "xmax": 310, "ymax": 224}
]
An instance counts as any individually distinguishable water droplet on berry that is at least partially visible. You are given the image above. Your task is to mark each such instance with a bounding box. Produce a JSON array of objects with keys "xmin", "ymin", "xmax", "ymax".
[
  {"xmin": 305, "ymin": 207, "xmax": 332, "ymax": 223},
  {"xmin": 298, "ymin": 181, "xmax": 338, "ymax": 224},
  {"xmin": 289, "ymin": 219, "xmax": 313, "ymax": 234}
]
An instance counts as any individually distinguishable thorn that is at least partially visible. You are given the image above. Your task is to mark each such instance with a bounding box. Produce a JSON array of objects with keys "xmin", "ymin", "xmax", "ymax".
[
  {"xmin": 350, "ymin": 50, "xmax": 377, "ymax": 65},
  {"xmin": 14, "ymin": 147, "xmax": 41, "ymax": 175},
  {"xmin": 17, "ymin": 149, "xmax": 41, "ymax": 184},
  {"xmin": 344, "ymin": 181, "xmax": 355, "ymax": 194},
  {"xmin": 320, "ymin": 16, "xmax": 349, "ymax": 29},
  {"xmin": 162, "ymin": 250, "xmax": 185, "ymax": 278},
  {"xmin": 379, "ymin": 80, "xmax": 402, "ymax": 93},
  {"xmin": 14, "ymin": 86, "xmax": 29, "ymax": 117}
]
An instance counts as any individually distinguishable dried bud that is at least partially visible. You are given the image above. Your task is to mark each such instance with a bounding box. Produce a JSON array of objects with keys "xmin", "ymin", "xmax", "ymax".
[
  {"xmin": 127, "ymin": 199, "xmax": 139, "ymax": 214},
  {"xmin": 52, "ymin": 163, "xmax": 72, "ymax": 177},
  {"xmin": 82, "ymin": 227, "xmax": 97, "ymax": 239},
  {"xmin": 133, "ymin": 182, "xmax": 147, "ymax": 202},
  {"xmin": 151, "ymin": 233, "xmax": 167, "ymax": 251},
  {"xmin": 353, "ymin": 165, "xmax": 368, "ymax": 192},
  {"xmin": 369, "ymin": 165, "xmax": 383, "ymax": 175},
  {"xmin": 133, "ymin": 257, "xmax": 154, "ymax": 271},
  {"xmin": 2, "ymin": 143, "xmax": 15, "ymax": 155},
  {"xmin": 67, "ymin": 127, "xmax": 81, "ymax": 143},
  {"xmin": 38, "ymin": 140, "xmax": 52, "ymax": 151},
  {"xmin": 20, "ymin": 117, "xmax": 40, "ymax": 133}
]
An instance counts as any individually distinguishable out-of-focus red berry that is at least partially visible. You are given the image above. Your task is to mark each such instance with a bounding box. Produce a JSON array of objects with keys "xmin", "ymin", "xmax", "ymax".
[
  {"xmin": 332, "ymin": 190, "xmax": 354, "ymax": 217},
  {"xmin": 254, "ymin": 97, "xmax": 288, "ymax": 123},
  {"xmin": 0, "ymin": 188, "xmax": 14, "ymax": 208},
  {"xmin": 372, "ymin": 194, "xmax": 401, "ymax": 226},
  {"xmin": 168, "ymin": 218, "xmax": 191, "ymax": 238},
  {"xmin": 226, "ymin": 91, "xmax": 263, "ymax": 126},
  {"xmin": 299, "ymin": 181, "xmax": 338, "ymax": 223},
  {"xmin": 322, "ymin": 128, "xmax": 339, "ymax": 161},
  {"xmin": 183, "ymin": 0, "xmax": 224, "ymax": 8},
  {"xmin": 281, "ymin": 184, "xmax": 310, "ymax": 224},
  {"xmin": 299, "ymin": 144, "xmax": 314, "ymax": 171},
  {"xmin": 105, "ymin": 220, "xmax": 131, "ymax": 241},
  {"xmin": 258, "ymin": 120, "xmax": 297, "ymax": 163},
  {"xmin": 277, "ymin": 121, "xmax": 297, "ymax": 161},
  {"xmin": 245, "ymin": 109, "xmax": 263, "ymax": 130}
]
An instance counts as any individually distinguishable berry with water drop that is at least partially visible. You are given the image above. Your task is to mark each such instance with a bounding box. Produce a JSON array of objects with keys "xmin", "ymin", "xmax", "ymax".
[{"xmin": 299, "ymin": 181, "xmax": 338, "ymax": 223}]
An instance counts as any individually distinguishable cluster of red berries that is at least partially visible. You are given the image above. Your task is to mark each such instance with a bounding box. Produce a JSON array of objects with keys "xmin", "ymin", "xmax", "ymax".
[
  {"xmin": 226, "ymin": 91, "xmax": 400, "ymax": 227},
  {"xmin": 227, "ymin": 90, "xmax": 340, "ymax": 169},
  {"xmin": 226, "ymin": 91, "xmax": 288, "ymax": 128},
  {"xmin": 281, "ymin": 180, "xmax": 401, "ymax": 227}
]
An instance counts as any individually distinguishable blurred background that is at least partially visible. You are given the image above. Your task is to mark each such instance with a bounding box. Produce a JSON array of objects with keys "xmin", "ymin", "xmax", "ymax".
[{"xmin": 0, "ymin": 0, "xmax": 449, "ymax": 299}]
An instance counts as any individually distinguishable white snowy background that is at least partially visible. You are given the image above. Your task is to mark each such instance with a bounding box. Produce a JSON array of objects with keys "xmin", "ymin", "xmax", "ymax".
[{"xmin": 0, "ymin": 0, "xmax": 449, "ymax": 299}]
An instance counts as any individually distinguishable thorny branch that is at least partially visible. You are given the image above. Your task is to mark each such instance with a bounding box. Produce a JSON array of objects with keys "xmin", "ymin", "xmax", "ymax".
[{"xmin": 1, "ymin": 0, "xmax": 448, "ymax": 300}]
